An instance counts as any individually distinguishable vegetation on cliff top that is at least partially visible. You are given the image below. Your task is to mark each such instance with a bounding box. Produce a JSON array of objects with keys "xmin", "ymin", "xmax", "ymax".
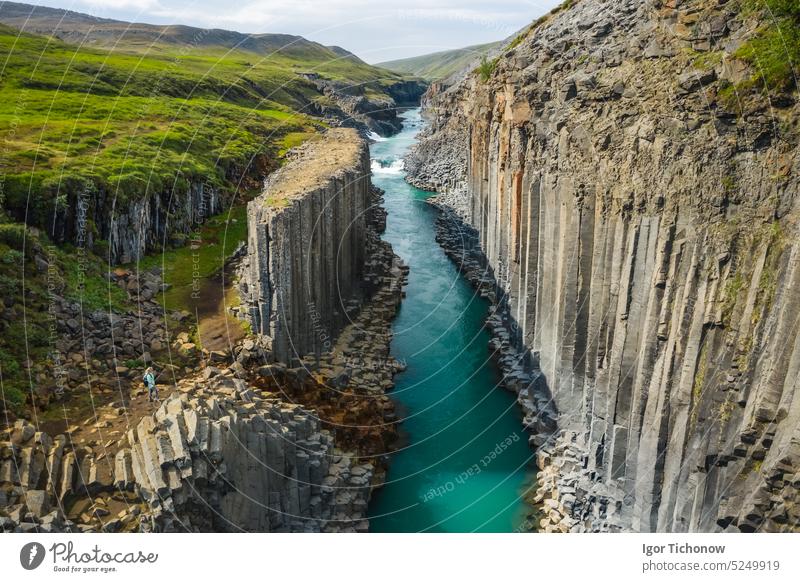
[
  {"xmin": 735, "ymin": 0, "xmax": 800, "ymax": 93},
  {"xmin": 0, "ymin": 22, "xmax": 412, "ymax": 221}
]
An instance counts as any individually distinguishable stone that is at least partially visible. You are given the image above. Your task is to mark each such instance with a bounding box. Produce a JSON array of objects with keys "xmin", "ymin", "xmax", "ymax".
[
  {"xmin": 238, "ymin": 129, "xmax": 373, "ymax": 363},
  {"xmin": 11, "ymin": 421, "xmax": 35, "ymax": 444},
  {"xmin": 24, "ymin": 490, "xmax": 50, "ymax": 517},
  {"xmin": 178, "ymin": 343, "xmax": 197, "ymax": 357}
]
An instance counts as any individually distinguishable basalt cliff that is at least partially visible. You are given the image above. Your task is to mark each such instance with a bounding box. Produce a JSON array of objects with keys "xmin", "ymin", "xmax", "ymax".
[
  {"xmin": 408, "ymin": 0, "xmax": 800, "ymax": 532},
  {"xmin": 238, "ymin": 129, "xmax": 372, "ymax": 363}
]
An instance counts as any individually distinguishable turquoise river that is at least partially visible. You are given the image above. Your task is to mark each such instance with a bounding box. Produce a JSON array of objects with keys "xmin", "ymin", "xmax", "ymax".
[{"xmin": 366, "ymin": 109, "xmax": 536, "ymax": 533}]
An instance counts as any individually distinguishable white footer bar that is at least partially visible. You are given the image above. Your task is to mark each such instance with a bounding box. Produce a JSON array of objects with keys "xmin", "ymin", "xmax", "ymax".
[{"xmin": 2, "ymin": 533, "xmax": 797, "ymax": 581}]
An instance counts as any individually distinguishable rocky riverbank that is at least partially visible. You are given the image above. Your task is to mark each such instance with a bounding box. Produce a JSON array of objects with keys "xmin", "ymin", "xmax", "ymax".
[
  {"xmin": 429, "ymin": 195, "xmax": 613, "ymax": 533},
  {"xmin": 0, "ymin": 242, "xmax": 405, "ymax": 533}
]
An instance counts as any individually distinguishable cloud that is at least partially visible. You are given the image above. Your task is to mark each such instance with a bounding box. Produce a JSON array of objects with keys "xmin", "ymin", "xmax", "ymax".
[
  {"xmin": 43, "ymin": 0, "xmax": 563, "ymax": 61},
  {"xmin": 139, "ymin": 0, "xmax": 544, "ymax": 33},
  {"xmin": 73, "ymin": 0, "xmax": 163, "ymax": 10}
]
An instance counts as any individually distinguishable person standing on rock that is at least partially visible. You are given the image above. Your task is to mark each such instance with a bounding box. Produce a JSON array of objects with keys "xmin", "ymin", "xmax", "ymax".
[{"xmin": 143, "ymin": 366, "xmax": 159, "ymax": 402}]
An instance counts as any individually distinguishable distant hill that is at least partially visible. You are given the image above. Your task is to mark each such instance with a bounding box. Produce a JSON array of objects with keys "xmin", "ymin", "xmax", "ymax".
[
  {"xmin": 0, "ymin": 1, "xmax": 364, "ymax": 61},
  {"xmin": 377, "ymin": 42, "xmax": 502, "ymax": 81}
]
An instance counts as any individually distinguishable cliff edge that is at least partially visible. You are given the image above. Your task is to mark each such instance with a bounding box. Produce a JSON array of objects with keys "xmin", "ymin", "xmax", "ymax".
[{"xmin": 409, "ymin": 0, "xmax": 800, "ymax": 532}]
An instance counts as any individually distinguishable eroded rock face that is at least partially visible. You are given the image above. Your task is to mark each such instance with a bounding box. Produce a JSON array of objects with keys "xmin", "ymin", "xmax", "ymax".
[
  {"xmin": 0, "ymin": 369, "xmax": 374, "ymax": 532},
  {"xmin": 1, "ymin": 121, "xmax": 406, "ymax": 534},
  {"xmin": 410, "ymin": 0, "xmax": 800, "ymax": 532},
  {"xmin": 238, "ymin": 129, "xmax": 373, "ymax": 363},
  {"xmin": 8, "ymin": 177, "xmax": 227, "ymax": 265}
]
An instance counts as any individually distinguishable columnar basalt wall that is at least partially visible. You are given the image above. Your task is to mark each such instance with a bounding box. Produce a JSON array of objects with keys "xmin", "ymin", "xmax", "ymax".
[
  {"xmin": 8, "ymin": 179, "xmax": 226, "ymax": 264},
  {"xmin": 409, "ymin": 0, "xmax": 800, "ymax": 532},
  {"xmin": 240, "ymin": 129, "xmax": 372, "ymax": 363}
]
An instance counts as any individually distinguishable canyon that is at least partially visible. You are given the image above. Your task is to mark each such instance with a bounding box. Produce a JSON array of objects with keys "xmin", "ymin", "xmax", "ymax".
[
  {"xmin": 366, "ymin": 110, "xmax": 536, "ymax": 532},
  {"xmin": 3, "ymin": 0, "xmax": 800, "ymax": 535},
  {"xmin": 407, "ymin": 0, "xmax": 800, "ymax": 532},
  {"xmin": 0, "ymin": 1, "xmax": 426, "ymax": 265}
]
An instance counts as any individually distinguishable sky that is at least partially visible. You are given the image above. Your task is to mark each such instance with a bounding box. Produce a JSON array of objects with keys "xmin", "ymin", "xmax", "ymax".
[{"xmin": 16, "ymin": 0, "xmax": 564, "ymax": 62}]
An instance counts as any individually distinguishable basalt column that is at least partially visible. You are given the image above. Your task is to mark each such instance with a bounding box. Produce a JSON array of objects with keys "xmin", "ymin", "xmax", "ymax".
[{"xmin": 241, "ymin": 129, "xmax": 371, "ymax": 363}]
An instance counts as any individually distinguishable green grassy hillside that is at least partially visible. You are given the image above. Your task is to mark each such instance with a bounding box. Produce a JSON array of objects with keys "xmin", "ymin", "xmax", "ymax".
[
  {"xmin": 0, "ymin": 11, "xmax": 415, "ymax": 418},
  {"xmin": 377, "ymin": 42, "xmax": 501, "ymax": 81},
  {"xmin": 0, "ymin": 22, "xmax": 409, "ymax": 216}
]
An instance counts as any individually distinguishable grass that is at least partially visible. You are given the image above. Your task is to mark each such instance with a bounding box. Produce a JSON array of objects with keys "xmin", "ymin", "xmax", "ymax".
[
  {"xmin": 61, "ymin": 245, "xmax": 130, "ymax": 311},
  {"xmin": 377, "ymin": 42, "xmax": 500, "ymax": 81},
  {"xmin": 722, "ymin": 270, "xmax": 746, "ymax": 325},
  {"xmin": 751, "ymin": 220, "xmax": 786, "ymax": 328},
  {"xmin": 717, "ymin": 80, "xmax": 740, "ymax": 110},
  {"xmin": 0, "ymin": 24, "xmax": 314, "ymax": 217},
  {"xmin": 476, "ymin": 55, "xmax": 498, "ymax": 83},
  {"xmin": 2, "ymin": 194, "xmax": 261, "ymax": 416},
  {"xmin": 717, "ymin": 219, "xmax": 788, "ymax": 373},
  {"xmin": 278, "ymin": 130, "xmax": 320, "ymax": 156},
  {"xmin": 721, "ymin": 174, "xmax": 737, "ymax": 194},
  {"xmin": 0, "ymin": 21, "xmax": 395, "ymax": 416},
  {"xmin": 692, "ymin": 340, "xmax": 709, "ymax": 410},
  {"xmin": 734, "ymin": 1, "xmax": 800, "ymax": 94},
  {"xmin": 0, "ymin": 24, "xmax": 404, "ymax": 226},
  {"xmin": 691, "ymin": 49, "xmax": 725, "ymax": 70},
  {"xmin": 135, "ymin": 203, "xmax": 250, "ymax": 313},
  {"xmin": 0, "ymin": 222, "xmax": 137, "ymax": 415},
  {"xmin": 719, "ymin": 398, "xmax": 735, "ymax": 423}
]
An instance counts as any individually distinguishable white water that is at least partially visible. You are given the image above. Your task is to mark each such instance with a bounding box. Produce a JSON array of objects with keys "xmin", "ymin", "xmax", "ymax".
[{"xmin": 370, "ymin": 158, "xmax": 405, "ymax": 175}]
